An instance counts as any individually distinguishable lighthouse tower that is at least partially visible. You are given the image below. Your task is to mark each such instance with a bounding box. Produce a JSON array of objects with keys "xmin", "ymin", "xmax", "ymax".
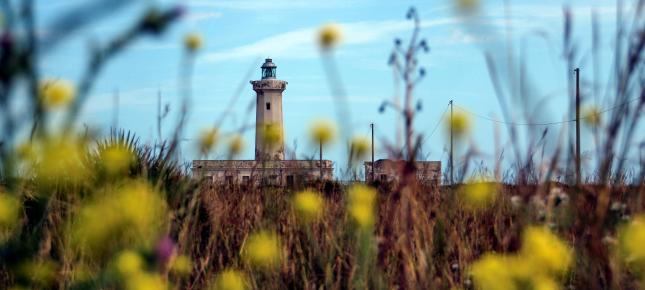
[{"xmin": 251, "ymin": 58, "xmax": 287, "ymax": 160}]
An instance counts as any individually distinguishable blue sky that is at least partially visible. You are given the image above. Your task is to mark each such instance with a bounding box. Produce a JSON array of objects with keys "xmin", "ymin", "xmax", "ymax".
[{"xmin": 33, "ymin": 0, "xmax": 642, "ymax": 179}]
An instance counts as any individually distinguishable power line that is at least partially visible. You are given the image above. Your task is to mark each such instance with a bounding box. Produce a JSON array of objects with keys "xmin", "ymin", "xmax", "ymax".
[
  {"xmin": 423, "ymin": 102, "xmax": 450, "ymax": 141},
  {"xmin": 453, "ymin": 96, "xmax": 641, "ymax": 126}
]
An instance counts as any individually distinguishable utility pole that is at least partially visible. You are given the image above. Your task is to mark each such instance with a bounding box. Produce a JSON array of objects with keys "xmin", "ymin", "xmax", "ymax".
[
  {"xmin": 575, "ymin": 68, "xmax": 581, "ymax": 186},
  {"xmin": 370, "ymin": 122, "xmax": 375, "ymax": 182},
  {"xmin": 319, "ymin": 139, "xmax": 323, "ymax": 180},
  {"xmin": 449, "ymin": 100, "xmax": 454, "ymax": 186}
]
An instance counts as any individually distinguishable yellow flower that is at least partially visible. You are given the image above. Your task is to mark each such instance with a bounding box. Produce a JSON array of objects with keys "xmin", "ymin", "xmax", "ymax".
[
  {"xmin": 39, "ymin": 79, "xmax": 75, "ymax": 108},
  {"xmin": 455, "ymin": 0, "xmax": 480, "ymax": 14},
  {"xmin": 532, "ymin": 276, "xmax": 559, "ymax": 290},
  {"xmin": 470, "ymin": 254, "xmax": 516, "ymax": 290},
  {"xmin": 213, "ymin": 269, "xmax": 247, "ymax": 290},
  {"xmin": 34, "ymin": 136, "xmax": 89, "ymax": 185},
  {"xmin": 259, "ymin": 123, "xmax": 283, "ymax": 147},
  {"xmin": 445, "ymin": 110, "xmax": 471, "ymax": 139},
  {"xmin": 184, "ymin": 32, "xmax": 203, "ymax": 52},
  {"xmin": 100, "ymin": 145, "xmax": 135, "ymax": 176},
  {"xmin": 125, "ymin": 272, "xmax": 167, "ymax": 290},
  {"xmin": 243, "ymin": 230, "xmax": 281, "ymax": 269},
  {"xmin": 347, "ymin": 185, "xmax": 377, "ymax": 228},
  {"xmin": 350, "ymin": 136, "xmax": 370, "ymax": 160},
  {"xmin": 227, "ymin": 134, "xmax": 245, "ymax": 156},
  {"xmin": 318, "ymin": 23, "xmax": 342, "ymax": 49},
  {"xmin": 199, "ymin": 128, "xmax": 219, "ymax": 155},
  {"xmin": 72, "ymin": 180, "xmax": 167, "ymax": 256},
  {"xmin": 582, "ymin": 105, "xmax": 602, "ymax": 127},
  {"xmin": 348, "ymin": 184, "xmax": 377, "ymax": 206},
  {"xmin": 349, "ymin": 203, "xmax": 374, "ymax": 228},
  {"xmin": 170, "ymin": 255, "xmax": 192, "ymax": 275},
  {"xmin": 309, "ymin": 119, "xmax": 336, "ymax": 146},
  {"xmin": 521, "ymin": 226, "xmax": 572, "ymax": 274},
  {"xmin": 114, "ymin": 250, "xmax": 143, "ymax": 277},
  {"xmin": 458, "ymin": 178, "xmax": 498, "ymax": 209},
  {"xmin": 0, "ymin": 193, "xmax": 19, "ymax": 227},
  {"xmin": 620, "ymin": 215, "xmax": 645, "ymax": 267},
  {"xmin": 293, "ymin": 190, "xmax": 324, "ymax": 222}
]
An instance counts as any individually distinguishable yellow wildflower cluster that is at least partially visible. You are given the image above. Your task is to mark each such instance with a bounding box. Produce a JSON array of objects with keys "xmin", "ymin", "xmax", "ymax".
[
  {"xmin": 347, "ymin": 184, "xmax": 377, "ymax": 228},
  {"xmin": 112, "ymin": 250, "xmax": 168, "ymax": 290},
  {"xmin": 212, "ymin": 269, "xmax": 247, "ymax": 290},
  {"xmin": 260, "ymin": 123, "xmax": 283, "ymax": 147},
  {"xmin": 619, "ymin": 215, "xmax": 645, "ymax": 268},
  {"xmin": 227, "ymin": 134, "xmax": 245, "ymax": 157},
  {"xmin": 309, "ymin": 119, "xmax": 336, "ymax": 146},
  {"xmin": 318, "ymin": 23, "xmax": 342, "ymax": 50},
  {"xmin": 582, "ymin": 105, "xmax": 602, "ymax": 127},
  {"xmin": 455, "ymin": 0, "xmax": 480, "ymax": 14},
  {"xmin": 242, "ymin": 230, "xmax": 281, "ymax": 269},
  {"xmin": 458, "ymin": 178, "xmax": 498, "ymax": 210},
  {"xmin": 72, "ymin": 180, "xmax": 167, "ymax": 255},
  {"xmin": 445, "ymin": 110, "xmax": 471, "ymax": 139},
  {"xmin": 293, "ymin": 190, "xmax": 324, "ymax": 222},
  {"xmin": 170, "ymin": 255, "xmax": 193, "ymax": 276},
  {"xmin": 0, "ymin": 193, "xmax": 19, "ymax": 228},
  {"xmin": 199, "ymin": 127, "xmax": 219, "ymax": 155},
  {"xmin": 100, "ymin": 144, "xmax": 135, "ymax": 176},
  {"xmin": 26, "ymin": 136, "xmax": 90, "ymax": 186},
  {"xmin": 350, "ymin": 136, "xmax": 370, "ymax": 161},
  {"xmin": 184, "ymin": 32, "xmax": 203, "ymax": 52},
  {"xmin": 470, "ymin": 226, "xmax": 572, "ymax": 290},
  {"xmin": 39, "ymin": 79, "xmax": 75, "ymax": 109}
]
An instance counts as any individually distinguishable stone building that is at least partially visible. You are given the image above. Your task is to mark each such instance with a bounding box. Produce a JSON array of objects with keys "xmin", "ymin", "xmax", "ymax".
[
  {"xmin": 192, "ymin": 59, "xmax": 333, "ymax": 185},
  {"xmin": 364, "ymin": 159, "xmax": 441, "ymax": 186}
]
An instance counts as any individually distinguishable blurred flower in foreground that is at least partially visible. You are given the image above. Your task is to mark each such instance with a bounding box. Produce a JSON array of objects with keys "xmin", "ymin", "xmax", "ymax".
[
  {"xmin": 184, "ymin": 32, "xmax": 203, "ymax": 52},
  {"xmin": 227, "ymin": 134, "xmax": 245, "ymax": 156},
  {"xmin": 521, "ymin": 226, "xmax": 572, "ymax": 274},
  {"xmin": 582, "ymin": 105, "xmax": 602, "ymax": 127},
  {"xmin": 100, "ymin": 144, "xmax": 135, "ymax": 176},
  {"xmin": 72, "ymin": 180, "xmax": 167, "ymax": 256},
  {"xmin": 318, "ymin": 23, "xmax": 342, "ymax": 50},
  {"xmin": 293, "ymin": 190, "xmax": 324, "ymax": 222},
  {"xmin": 199, "ymin": 128, "xmax": 219, "ymax": 155},
  {"xmin": 620, "ymin": 215, "xmax": 645, "ymax": 267},
  {"xmin": 34, "ymin": 136, "xmax": 89, "ymax": 186},
  {"xmin": 170, "ymin": 255, "xmax": 192, "ymax": 276},
  {"xmin": 350, "ymin": 136, "xmax": 370, "ymax": 162},
  {"xmin": 114, "ymin": 250, "xmax": 143, "ymax": 277},
  {"xmin": 125, "ymin": 272, "xmax": 167, "ymax": 290},
  {"xmin": 458, "ymin": 178, "xmax": 498, "ymax": 209},
  {"xmin": 243, "ymin": 230, "xmax": 281, "ymax": 269},
  {"xmin": 347, "ymin": 185, "xmax": 377, "ymax": 228},
  {"xmin": 0, "ymin": 193, "xmax": 19, "ymax": 227},
  {"xmin": 444, "ymin": 110, "xmax": 471, "ymax": 139},
  {"xmin": 470, "ymin": 227, "xmax": 571, "ymax": 290},
  {"xmin": 212, "ymin": 269, "xmax": 247, "ymax": 290},
  {"xmin": 454, "ymin": 0, "xmax": 480, "ymax": 14},
  {"xmin": 259, "ymin": 123, "xmax": 283, "ymax": 147},
  {"xmin": 470, "ymin": 254, "xmax": 515, "ymax": 290},
  {"xmin": 39, "ymin": 79, "xmax": 75, "ymax": 108},
  {"xmin": 309, "ymin": 119, "xmax": 336, "ymax": 146},
  {"xmin": 18, "ymin": 260, "xmax": 56, "ymax": 287}
]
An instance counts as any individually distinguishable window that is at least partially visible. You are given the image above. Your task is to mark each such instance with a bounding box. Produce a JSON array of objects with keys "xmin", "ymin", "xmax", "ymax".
[
  {"xmin": 225, "ymin": 176, "xmax": 233, "ymax": 184},
  {"xmin": 380, "ymin": 174, "xmax": 387, "ymax": 181},
  {"xmin": 286, "ymin": 175, "xmax": 294, "ymax": 186},
  {"xmin": 266, "ymin": 102, "xmax": 271, "ymax": 110},
  {"xmin": 242, "ymin": 176, "xmax": 250, "ymax": 183}
]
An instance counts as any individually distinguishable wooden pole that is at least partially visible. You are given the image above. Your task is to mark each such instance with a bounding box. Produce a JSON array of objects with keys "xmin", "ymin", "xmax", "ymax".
[
  {"xmin": 575, "ymin": 68, "xmax": 581, "ymax": 185},
  {"xmin": 371, "ymin": 122, "xmax": 375, "ymax": 182},
  {"xmin": 449, "ymin": 100, "xmax": 454, "ymax": 185}
]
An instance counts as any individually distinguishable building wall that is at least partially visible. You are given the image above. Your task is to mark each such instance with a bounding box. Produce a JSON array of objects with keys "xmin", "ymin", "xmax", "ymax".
[
  {"xmin": 364, "ymin": 160, "xmax": 441, "ymax": 185},
  {"xmin": 193, "ymin": 160, "xmax": 333, "ymax": 186}
]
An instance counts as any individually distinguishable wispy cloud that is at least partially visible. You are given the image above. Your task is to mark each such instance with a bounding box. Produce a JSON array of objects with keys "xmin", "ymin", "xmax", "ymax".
[
  {"xmin": 188, "ymin": 0, "xmax": 365, "ymax": 10},
  {"xmin": 204, "ymin": 18, "xmax": 458, "ymax": 63}
]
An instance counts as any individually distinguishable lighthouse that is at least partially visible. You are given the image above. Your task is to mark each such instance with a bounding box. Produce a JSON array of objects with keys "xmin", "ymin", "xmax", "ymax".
[{"xmin": 251, "ymin": 58, "xmax": 287, "ymax": 161}]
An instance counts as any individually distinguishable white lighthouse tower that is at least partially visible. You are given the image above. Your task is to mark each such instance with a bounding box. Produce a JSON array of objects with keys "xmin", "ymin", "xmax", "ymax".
[{"xmin": 251, "ymin": 58, "xmax": 287, "ymax": 160}]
